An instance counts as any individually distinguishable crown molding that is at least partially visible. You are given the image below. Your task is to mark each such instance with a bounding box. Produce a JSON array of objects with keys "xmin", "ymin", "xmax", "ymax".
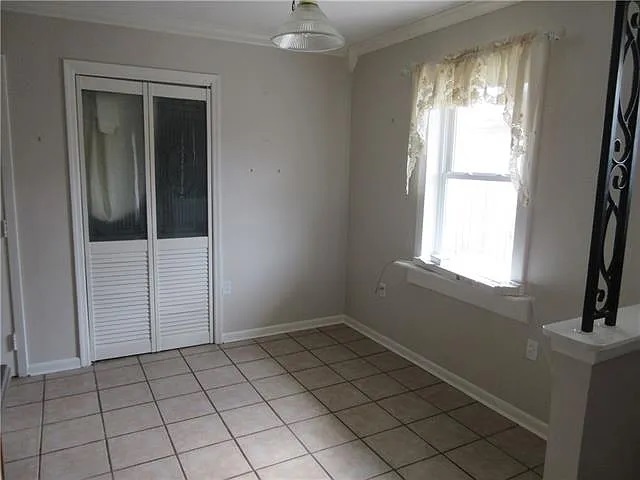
[
  {"xmin": 347, "ymin": 1, "xmax": 518, "ymax": 70},
  {"xmin": 1, "ymin": 5, "xmax": 274, "ymax": 49}
]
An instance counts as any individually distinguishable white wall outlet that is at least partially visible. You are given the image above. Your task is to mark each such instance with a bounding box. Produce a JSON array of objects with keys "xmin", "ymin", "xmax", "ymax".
[
  {"xmin": 526, "ymin": 339, "xmax": 539, "ymax": 361},
  {"xmin": 377, "ymin": 282, "xmax": 386, "ymax": 297},
  {"xmin": 223, "ymin": 281, "xmax": 232, "ymax": 295}
]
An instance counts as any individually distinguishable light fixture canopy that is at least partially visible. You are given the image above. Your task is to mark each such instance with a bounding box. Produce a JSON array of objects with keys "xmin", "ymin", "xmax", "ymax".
[{"xmin": 271, "ymin": 1, "xmax": 345, "ymax": 53}]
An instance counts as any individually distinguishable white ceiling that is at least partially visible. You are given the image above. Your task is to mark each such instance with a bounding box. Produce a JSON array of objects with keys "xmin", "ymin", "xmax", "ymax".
[{"xmin": 2, "ymin": 1, "xmax": 467, "ymax": 48}]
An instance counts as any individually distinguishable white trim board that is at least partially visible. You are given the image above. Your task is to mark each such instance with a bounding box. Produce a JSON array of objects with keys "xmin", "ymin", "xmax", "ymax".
[
  {"xmin": 28, "ymin": 357, "xmax": 82, "ymax": 376},
  {"xmin": 343, "ymin": 315, "xmax": 548, "ymax": 439},
  {"xmin": 221, "ymin": 315, "xmax": 344, "ymax": 343}
]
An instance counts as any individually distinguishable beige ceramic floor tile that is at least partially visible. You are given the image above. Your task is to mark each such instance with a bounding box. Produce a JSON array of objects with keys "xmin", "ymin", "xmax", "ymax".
[
  {"xmin": 142, "ymin": 357, "xmax": 190, "ymax": 380},
  {"xmin": 167, "ymin": 414, "xmax": 231, "ymax": 453},
  {"xmin": 225, "ymin": 344, "xmax": 269, "ymax": 364},
  {"xmin": 409, "ymin": 414, "xmax": 479, "ymax": 452},
  {"xmin": 324, "ymin": 327, "xmax": 365, "ymax": 343},
  {"xmin": 365, "ymin": 351, "xmax": 413, "ymax": 372},
  {"xmin": 275, "ymin": 351, "xmax": 323, "ymax": 372},
  {"xmin": 293, "ymin": 366, "xmax": 345, "ymax": 390},
  {"xmin": 257, "ymin": 454, "xmax": 330, "ymax": 480},
  {"xmin": 113, "ymin": 455, "xmax": 185, "ymax": 479},
  {"xmin": 100, "ymin": 381, "xmax": 154, "ymax": 410},
  {"xmin": 149, "ymin": 373, "xmax": 201, "ymax": 400},
  {"xmin": 388, "ymin": 366, "xmax": 441, "ymax": 390},
  {"xmin": 364, "ymin": 426, "xmax": 437, "ymax": 468},
  {"xmin": 44, "ymin": 373, "xmax": 96, "ymax": 400},
  {"xmin": 207, "ymin": 382, "xmax": 262, "ymax": 411},
  {"xmin": 295, "ymin": 332, "xmax": 337, "ymax": 349},
  {"xmin": 260, "ymin": 338, "xmax": 305, "ymax": 356},
  {"xmin": 6, "ymin": 382, "xmax": 43, "ymax": 407},
  {"xmin": 42, "ymin": 414, "xmax": 104, "ymax": 453},
  {"xmin": 344, "ymin": 338, "xmax": 387, "ymax": 357},
  {"xmin": 108, "ymin": 426, "xmax": 174, "ymax": 470},
  {"xmin": 330, "ymin": 358, "xmax": 381, "ymax": 380},
  {"xmin": 96, "ymin": 365, "xmax": 145, "ymax": 389},
  {"xmin": 488, "ymin": 427, "xmax": 547, "ymax": 468},
  {"xmin": 289, "ymin": 414, "xmax": 356, "ymax": 452},
  {"xmin": 102, "ymin": 402, "xmax": 163, "ymax": 437},
  {"xmin": 3, "ymin": 456, "xmax": 39, "ymax": 480},
  {"xmin": 196, "ymin": 365, "xmax": 245, "ymax": 390},
  {"xmin": 3, "ymin": 426, "xmax": 41, "ymax": 462},
  {"xmin": 311, "ymin": 345, "xmax": 358, "ymax": 364},
  {"xmin": 157, "ymin": 391, "xmax": 215, "ymax": 424},
  {"xmin": 269, "ymin": 392, "xmax": 328, "ymax": 424},
  {"xmin": 179, "ymin": 440, "xmax": 251, "ymax": 480},
  {"xmin": 398, "ymin": 455, "xmax": 472, "ymax": 480},
  {"xmin": 416, "ymin": 384, "xmax": 474, "ymax": 411},
  {"xmin": 352, "ymin": 373, "xmax": 408, "ymax": 400},
  {"xmin": 311, "ymin": 383, "xmax": 369, "ymax": 411},
  {"xmin": 314, "ymin": 440, "xmax": 391, "ymax": 480},
  {"xmin": 336, "ymin": 403, "xmax": 400, "ymax": 437},
  {"xmin": 94, "ymin": 356, "xmax": 139, "ymax": 371},
  {"xmin": 377, "ymin": 392, "xmax": 440, "ymax": 424},
  {"xmin": 449, "ymin": 403, "xmax": 515, "ymax": 436},
  {"xmin": 446, "ymin": 439, "xmax": 527, "ymax": 480},
  {"xmin": 237, "ymin": 425, "xmax": 306, "ymax": 469},
  {"xmin": 250, "ymin": 374, "xmax": 305, "ymax": 400},
  {"xmin": 40, "ymin": 440, "xmax": 110, "ymax": 480},
  {"xmin": 139, "ymin": 349, "xmax": 181, "ymax": 363},
  {"xmin": 220, "ymin": 403, "xmax": 282, "ymax": 437},
  {"xmin": 237, "ymin": 358, "xmax": 285, "ymax": 380},
  {"xmin": 180, "ymin": 343, "xmax": 220, "ymax": 356},
  {"xmin": 185, "ymin": 351, "xmax": 231, "ymax": 371},
  {"xmin": 4, "ymin": 403, "xmax": 43, "ymax": 432},
  {"xmin": 43, "ymin": 391, "xmax": 99, "ymax": 423}
]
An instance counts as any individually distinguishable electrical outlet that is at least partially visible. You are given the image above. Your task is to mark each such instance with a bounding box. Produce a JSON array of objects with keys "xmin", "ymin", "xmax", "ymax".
[
  {"xmin": 223, "ymin": 281, "xmax": 232, "ymax": 295},
  {"xmin": 377, "ymin": 282, "xmax": 386, "ymax": 298},
  {"xmin": 526, "ymin": 339, "xmax": 539, "ymax": 361}
]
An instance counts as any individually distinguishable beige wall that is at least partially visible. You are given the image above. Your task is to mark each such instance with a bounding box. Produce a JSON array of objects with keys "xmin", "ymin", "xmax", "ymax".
[
  {"xmin": 1, "ymin": 12, "xmax": 351, "ymax": 365},
  {"xmin": 346, "ymin": 1, "xmax": 640, "ymax": 423}
]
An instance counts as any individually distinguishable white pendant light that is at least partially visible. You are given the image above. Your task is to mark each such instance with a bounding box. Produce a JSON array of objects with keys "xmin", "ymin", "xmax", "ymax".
[{"xmin": 271, "ymin": 1, "xmax": 345, "ymax": 53}]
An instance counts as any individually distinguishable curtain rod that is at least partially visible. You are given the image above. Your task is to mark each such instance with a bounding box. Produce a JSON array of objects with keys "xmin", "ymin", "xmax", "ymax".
[{"xmin": 400, "ymin": 28, "xmax": 565, "ymax": 78}]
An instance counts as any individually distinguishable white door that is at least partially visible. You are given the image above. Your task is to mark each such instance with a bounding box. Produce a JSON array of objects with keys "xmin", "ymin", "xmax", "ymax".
[
  {"xmin": 150, "ymin": 84, "xmax": 212, "ymax": 350},
  {"xmin": 77, "ymin": 77, "xmax": 212, "ymax": 360}
]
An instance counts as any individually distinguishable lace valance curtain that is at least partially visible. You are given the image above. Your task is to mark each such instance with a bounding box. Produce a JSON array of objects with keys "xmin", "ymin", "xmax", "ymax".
[{"xmin": 406, "ymin": 33, "xmax": 550, "ymax": 203}]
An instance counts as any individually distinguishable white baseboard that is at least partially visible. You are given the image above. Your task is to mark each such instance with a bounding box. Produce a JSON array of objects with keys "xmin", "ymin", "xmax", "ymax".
[
  {"xmin": 343, "ymin": 315, "xmax": 548, "ymax": 440},
  {"xmin": 221, "ymin": 315, "xmax": 344, "ymax": 343},
  {"xmin": 28, "ymin": 357, "xmax": 82, "ymax": 376}
]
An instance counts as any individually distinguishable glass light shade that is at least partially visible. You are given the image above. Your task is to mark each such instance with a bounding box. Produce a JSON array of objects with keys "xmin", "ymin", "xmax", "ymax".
[{"xmin": 271, "ymin": 1, "xmax": 345, "ymax": 53}]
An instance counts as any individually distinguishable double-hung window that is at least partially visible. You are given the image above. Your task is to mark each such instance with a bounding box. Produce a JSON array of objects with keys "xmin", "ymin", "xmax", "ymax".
[{"xmin": 408, "ymin": 33, "xmax": 550, "ymax": 291}]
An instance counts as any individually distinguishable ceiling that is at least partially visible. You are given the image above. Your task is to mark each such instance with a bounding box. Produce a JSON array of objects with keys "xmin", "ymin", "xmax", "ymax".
[{"xmin": 2, "ymin": 1, "xmax": 468, "ymax": 49}]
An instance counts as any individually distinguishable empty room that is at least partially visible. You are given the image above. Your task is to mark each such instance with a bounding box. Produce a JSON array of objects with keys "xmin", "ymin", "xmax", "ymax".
[{"xmin": 1, "ymin": 1, "xmax": 639, "ymax": 479}]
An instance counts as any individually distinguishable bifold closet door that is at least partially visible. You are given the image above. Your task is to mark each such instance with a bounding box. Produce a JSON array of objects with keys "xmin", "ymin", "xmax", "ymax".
[
  {"xmin": 150, "ymin": 84, "xmax": 212, "ymax": 350},
  {"xmin": 78, "ymin": 77, "xmax": 155, "ymax": 360}
]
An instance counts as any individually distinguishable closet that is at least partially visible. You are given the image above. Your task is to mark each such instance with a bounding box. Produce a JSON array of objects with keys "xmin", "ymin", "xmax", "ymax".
[{"xmin": 76, "ymin": 76, "xmax": 213, "ymax": 360}]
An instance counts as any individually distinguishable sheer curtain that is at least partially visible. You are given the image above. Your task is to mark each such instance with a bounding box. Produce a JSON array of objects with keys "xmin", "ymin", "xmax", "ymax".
[{"xmin": 406, "ymin": 32, "xmax": 550, "ymax": 204}]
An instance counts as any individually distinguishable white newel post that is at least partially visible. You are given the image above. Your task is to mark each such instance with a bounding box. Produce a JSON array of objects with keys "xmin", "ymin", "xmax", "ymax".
[{"xmin": 542, "ymin": 304, "xmax": 640, "ymax": 480}]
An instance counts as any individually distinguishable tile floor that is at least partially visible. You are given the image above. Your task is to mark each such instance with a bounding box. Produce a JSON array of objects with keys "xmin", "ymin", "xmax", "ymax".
[{"xmin": 2, "ymin": 325, "xmax": 546, "ymax": 480}]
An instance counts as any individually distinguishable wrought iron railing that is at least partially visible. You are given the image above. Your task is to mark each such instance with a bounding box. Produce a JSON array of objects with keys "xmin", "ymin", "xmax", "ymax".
[{"xmin": 582, "ymin": 1, "xmax": 640, "ymax": 332}]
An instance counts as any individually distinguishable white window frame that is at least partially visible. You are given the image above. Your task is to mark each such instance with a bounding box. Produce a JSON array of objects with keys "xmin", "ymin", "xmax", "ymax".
[
  {"xmin": 416, "ymin": 106, "xmax": 533, "ymax": 291},
  {"xmin": 63, "ymin": 60, "xmax": 224, "ymax": 367}
]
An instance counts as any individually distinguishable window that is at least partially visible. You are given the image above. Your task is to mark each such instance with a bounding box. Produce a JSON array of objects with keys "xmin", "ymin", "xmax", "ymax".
[
  {"xmin": 407, "ymin": 33, "xmax": 551, "ymax": 291},
  {"xmin": 418, "ymin": 103, "xmax": 524, "ymax": 286}
]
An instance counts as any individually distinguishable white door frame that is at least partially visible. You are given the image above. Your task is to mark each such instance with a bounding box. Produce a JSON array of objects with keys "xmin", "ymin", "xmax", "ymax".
[
  {"xmin": 1, "ymin": 54, "xmax": 29, "ymax": 376},
  {"xmin": 63, "ymin": 60, "xmax": 223, "ymax": 367}
]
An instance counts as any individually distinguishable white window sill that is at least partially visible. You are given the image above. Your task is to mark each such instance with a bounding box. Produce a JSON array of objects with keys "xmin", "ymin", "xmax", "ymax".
[{"xmin": 403, "ymin": 262, "xmax": 533, "ymax": 324}]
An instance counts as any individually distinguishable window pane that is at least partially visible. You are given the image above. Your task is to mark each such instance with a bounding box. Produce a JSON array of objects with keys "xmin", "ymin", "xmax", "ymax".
[
  {"xmin": 440, "ymin": 178, "xmax": 517, "ymax": 281},
  {"xmin": 451, "ymin": 104, "xmax": 511, "ymax": 174},
  {"xmin": 82, "ymin": 90, "xmax": 147, "ymax": 242},
  {"xmin": 154, "ymin": 97, "xmax": 208, "ymax": 239}
]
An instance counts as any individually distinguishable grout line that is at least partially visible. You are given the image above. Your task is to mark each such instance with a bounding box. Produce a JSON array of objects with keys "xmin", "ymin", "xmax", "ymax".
[
  {"xmin": 93, "ymin": 367, "xmax": 115, "ymax": 478},
  {"xmin": 37, "ymin": 374, "xmax": 45, "ymax": 480},
  {"xmin": 177, "ymin": 346, "xmax": 259, "ymax": 479},
  {"xmin": 136, "ymin": 354, "xmax": 190, "ymax": 480}
]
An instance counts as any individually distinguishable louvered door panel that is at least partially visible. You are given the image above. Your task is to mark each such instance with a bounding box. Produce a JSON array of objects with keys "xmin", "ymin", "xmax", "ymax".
[
  {"xmin": 88, "ymin": 241, "xmax": 152, "ymax": 360},
  {"xmin": 156, "ymin": 237, "xmax": 210, "ymax": 350}
]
